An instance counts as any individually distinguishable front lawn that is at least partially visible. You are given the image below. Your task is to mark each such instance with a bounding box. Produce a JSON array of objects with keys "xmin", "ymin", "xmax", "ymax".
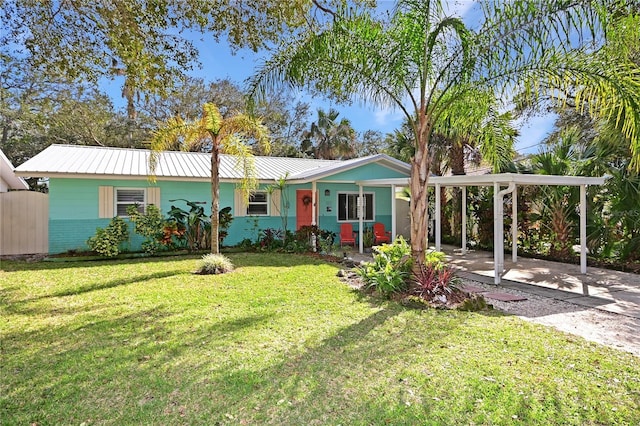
[{"xmin": 1, "ymin": 254, "xmax": 639, "ymax": 425}]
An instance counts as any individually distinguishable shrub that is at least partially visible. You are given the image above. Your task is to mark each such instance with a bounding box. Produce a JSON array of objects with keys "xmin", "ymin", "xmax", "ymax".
[
  {"xmin": 294, "ymin": 225, "xmax": 336, "ymax": 252},
  {"xmin": 195, "ymin": 254, "xmax": 234, "ymax": 275},
  {"xmin": 258, "ymin": 228, "xmax": 283, "ymax": 251},
  {"xmin": 355, "ymin": 236, "xmax": 413, "ymax": 296},
  {"xmin": 127, "ymin": 204, "xmax": 164, "ymax": 254},
  {"xmin": 411, "ymin": 251, "xmax": 461, "ymax": 303},
  {"xmin": 87, "ymin": 217, "xmax": 129, "ymax": 257}
]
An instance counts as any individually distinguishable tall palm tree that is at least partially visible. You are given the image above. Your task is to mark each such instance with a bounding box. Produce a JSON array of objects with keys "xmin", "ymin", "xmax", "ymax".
[
  {"xmin": 249, "ymin": 0, "xmax": 640, "ymax": 270},
  {"xmin": 150, "ymin": 103, "xmax": 269, "ymax": 254},
  {"xmin": 301, "ymin": 108, "xmax": 356, "ymax": 159}
]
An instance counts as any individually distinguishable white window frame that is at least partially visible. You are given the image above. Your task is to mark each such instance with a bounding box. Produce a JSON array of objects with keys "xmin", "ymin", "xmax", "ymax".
[
  {"xmin": 114, "ymin": 187, "xmax": 147, "ymax": 217},
  {"xmin": 247, "ymin": 191, "xmax": 269, "ymax": 216},
  {"xmin": 337, "ymin": 192, "xmax": 375, "ymax": 222}
]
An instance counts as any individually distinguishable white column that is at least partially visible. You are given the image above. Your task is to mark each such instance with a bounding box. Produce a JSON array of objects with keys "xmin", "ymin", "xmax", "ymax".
[
  {"xmin": 358, "ymin": 184, "xmax": 364, "ymax": 254},
  {"xmin": 512, "ymin": 185, "xmax": 518, "ymax": 263},
  {"xmin": 391, "ymin": 184, "xmax": 397, "ymax": 240},
  {"xmin": 461, "ymin": 186, "xmax": 467, "ymax": 255},
  {"xmin": 435, "ymin": 183, "xmax": 441, "ymax": 251},
  {"xmin": 493, "ymin": 182, "xmax": 501, "ymax": 284},
  {"xmin": 580, "ymin": 184, "xmax": 587, "ymax": 274},
  {"xmin": 311, "ymin": 181, "xmax": 317, "ymax": 226}
]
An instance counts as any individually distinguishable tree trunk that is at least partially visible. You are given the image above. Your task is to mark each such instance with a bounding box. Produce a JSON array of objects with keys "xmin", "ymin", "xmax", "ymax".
[
  {"xmin": 409, "ymin": 116, "xmax": 431, "ymax": 271},
  {"xmin": 210, "ymin": 140, "xmax": 220, "ymax": 254}
]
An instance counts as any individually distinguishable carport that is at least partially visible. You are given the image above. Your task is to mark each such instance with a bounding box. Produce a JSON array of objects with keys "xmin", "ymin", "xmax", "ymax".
[{"xmin": 355, "ymin": 173, "xmax": 607, "ymax": 284}]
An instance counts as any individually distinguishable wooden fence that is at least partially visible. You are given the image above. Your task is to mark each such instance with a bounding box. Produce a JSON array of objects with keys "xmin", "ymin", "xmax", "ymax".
[{"xmin": 0, "ymin": 191, "xmax": 48, "ymax": 255}]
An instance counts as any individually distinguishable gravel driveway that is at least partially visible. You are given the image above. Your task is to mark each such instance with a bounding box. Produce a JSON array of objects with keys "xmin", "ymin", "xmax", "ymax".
[{"xmin": 465, "ymin": 279, "xmax": 640, "ymax": 357}]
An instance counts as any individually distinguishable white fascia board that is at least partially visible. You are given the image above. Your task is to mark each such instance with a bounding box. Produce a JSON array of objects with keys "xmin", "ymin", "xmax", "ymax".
[{"xmin": 356, "ymin": 173, "xmax": 607, "ymax": 187}]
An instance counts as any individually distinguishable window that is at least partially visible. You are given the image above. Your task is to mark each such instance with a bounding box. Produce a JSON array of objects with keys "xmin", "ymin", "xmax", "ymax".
[
  {"xmin": 115, "ymin": 188, "xmax": 146, "ymax": 217},
  {"xmin": 338, "ymin": 192, "xmax": 374, "ymax": 221},
  {"xmin": 247, "ymin": 191, "xmax": 269, "ymax": 215}
]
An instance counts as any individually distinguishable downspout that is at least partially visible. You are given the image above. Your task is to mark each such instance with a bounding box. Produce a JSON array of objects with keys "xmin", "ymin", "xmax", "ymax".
[{"xmin": 494, "ymin": 182, "xmax": 516, "ymax": 284}]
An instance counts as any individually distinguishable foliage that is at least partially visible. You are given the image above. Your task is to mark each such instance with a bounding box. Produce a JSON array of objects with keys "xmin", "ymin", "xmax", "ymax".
[
  {"xmin": 86, "ymin": 217, "xmax": 129, "ymax": 257},
  {"xmin": 3, "ymin": 1, "xmax": 325, "ymax": 119},
  {"xmin": 150, "ymin": 103, "xmax": 269, "ymax": 254},
  {"xmin": 411, "ymin": 262, "xmax": 461, "ymax": 304},
  {"xmin": 126, "ymin": 204, "xmax": 164, "ymax": 254},
  {"xmin": 258, "ymin": 228, "xmax": 284, "ymax": 251},
  {"xmin": 266, "ymin": 173, "xmax": 290, "ymax": 244},
  {"xmin": 356, "ymin": 237, "xmax": 413, "ymax": 296},
  {"xmin": 301, "ymin": 108, "xmax": 357, "ymax": 159},
  {"xmin": 294, "ymin": 225, "xmax": 335, "ymax": 252},
  {"xmin": 249, "ymin": 0, "xmax": 640, "ymax": 272},
  {"xmin": 195, "ymin": 253, "xmax": 234, "ymax": 275},
  {"xmin": 164, "ymin": 200, "xmax": 231, "ymax": 251},
  {"xmin": 362, "ymin": 227, "xmax": 374, "ymax": 248}
]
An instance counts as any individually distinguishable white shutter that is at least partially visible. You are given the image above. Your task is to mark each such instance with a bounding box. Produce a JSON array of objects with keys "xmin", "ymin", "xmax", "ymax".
[
  {"xmin": 270, "ymin": 190, "xmax": 281, "ymax": 216},
  {"xmin": 98, "ymin": 186, "xmax": 114, "ymax": 218},
  {"xmin": 234, "ymin": 189, "xmax": 246, "ymax": 217},
  {"xmin": 147, "ymin": 187, "xmax": 161, "ymax": 208}
]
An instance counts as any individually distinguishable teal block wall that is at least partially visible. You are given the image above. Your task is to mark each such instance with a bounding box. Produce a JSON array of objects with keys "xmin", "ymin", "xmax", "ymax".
[
  {"xmin": 326, "ymin": 163, "xmax": 408, "ymax": 181},
  {"xmin": 47, "ymin": 166, "xmax": 406, "ymax": 253}
]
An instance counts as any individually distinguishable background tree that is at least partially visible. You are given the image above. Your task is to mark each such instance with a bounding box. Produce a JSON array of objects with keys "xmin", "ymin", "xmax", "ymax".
[
  {"xmin": 150, "ymin": 103, "xmax": 269, "ymax": 254},
  {"xmin": 250, "ymin": 0, "xmax": 640, "ymax": 270},
  {"xmin": 301, "ymin": 108, "xmax": 357, "ymax": 159}
]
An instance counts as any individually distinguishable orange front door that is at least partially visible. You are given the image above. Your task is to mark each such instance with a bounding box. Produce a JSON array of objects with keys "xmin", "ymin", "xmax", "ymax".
[{"xmin": 296, "ymin": 190, "xmax": 314, "ymax": 230}]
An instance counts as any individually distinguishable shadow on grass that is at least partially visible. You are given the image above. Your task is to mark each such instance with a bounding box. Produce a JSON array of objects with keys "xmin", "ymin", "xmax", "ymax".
[
  {"xmin": 0, "ymin": 254, "xmax": 202, "ymax": 272},
  {"xmin": 1, "ymin": 269, "xmax": 184, "ymax": 316}
]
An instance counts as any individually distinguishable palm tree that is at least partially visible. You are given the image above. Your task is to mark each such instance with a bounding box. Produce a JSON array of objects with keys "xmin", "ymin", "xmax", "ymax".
[
  {"xmin": 249, "ymin": 0, "xmax": 640, "ymax": 270},
  {"xmin": 301, "ymin": 108, "xmax": 356, "ymax": 159},
  {"xmin": 150, "ymin": 103, "xmax": 269, "ymax": 254}
]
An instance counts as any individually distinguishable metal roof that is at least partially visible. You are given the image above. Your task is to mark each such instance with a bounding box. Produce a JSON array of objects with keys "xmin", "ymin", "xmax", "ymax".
[
  {"xmin": 14, "ymin": 144, "xmax": 409, "ymax": 182},
  {"xmin": 1, "ymin": 149, "xmax": 29, "ymax": 190}
]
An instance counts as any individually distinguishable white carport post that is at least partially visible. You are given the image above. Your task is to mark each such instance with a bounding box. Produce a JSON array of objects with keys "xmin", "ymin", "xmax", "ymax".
[
  {"xmin": 435, "ymin": 183, "xmax": 441, "ymax": 251},
  {"xmin": 493, "ymin": 182, "xmax": 502, "ymax": 284},
  {"xmin": 580, "ymin": 184, "xmax": 587, "ymax": 274},
  {"xmin": 391, "ymin": 184, "xmax": 397, "ymax": 240},
  {"xmin": 512, "ymin": 185, "xmax": 518, "ymax": 263},
  {"xmin": 461, "ymin": 186, "xmax": 467, "ymax": 255},
  {"xmin": 358, "ymin": 184, "xmax": 364, "ymax": 254}
]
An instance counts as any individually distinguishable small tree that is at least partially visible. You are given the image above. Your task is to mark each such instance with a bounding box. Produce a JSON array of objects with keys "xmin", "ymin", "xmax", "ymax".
[{"xmin": 150, "ymin": 103, "xmax": 269, "ymax": 254}]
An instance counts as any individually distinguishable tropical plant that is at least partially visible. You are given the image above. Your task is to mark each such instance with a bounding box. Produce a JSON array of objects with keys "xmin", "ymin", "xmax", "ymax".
[
  {"xmin": 249, "ymin": 0, "xmax": 640, "ymax": 272},
  {"xmin": 150, "ymin": 103, "xmax": 269, "ymax": 254},
  {"xmin": 301, "ymin": 108, "xmax": 357, "ymax": 159},
  {"xmin": 165, "ymin": 200, "xmax": 210, "ymax": 251},
  {"xmin": 86, "ymin": 216, "xmax": 129, "ymax": 257},
  {"xmin": 266, "ymin": 173, "xmax": 290, "ymax": 244},
  {"xmin": 356, "ymin": 236, "xmax": 413, "ymax": 296}
]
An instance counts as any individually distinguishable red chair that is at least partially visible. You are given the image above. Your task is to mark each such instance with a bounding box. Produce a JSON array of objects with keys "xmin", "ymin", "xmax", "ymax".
[
  {"xmin": 373, "ymin": 222, "xmax": 391, "ymax": 245},
  {"xmin": 339, "ymin": 223, "xmax": 357, "ymax": 247}
]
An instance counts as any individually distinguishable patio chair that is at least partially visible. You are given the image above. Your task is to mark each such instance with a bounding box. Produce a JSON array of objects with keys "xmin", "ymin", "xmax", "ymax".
[
  {"xmin": 339, "ymin": 223, "xmax": 357, "ymax": 247},
  {"xmin": 373, "ymin": 222, "xmax": 391, "ymax": 244}
]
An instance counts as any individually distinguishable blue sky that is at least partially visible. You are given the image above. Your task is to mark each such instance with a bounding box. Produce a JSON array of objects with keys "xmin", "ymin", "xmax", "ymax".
[{"xmin": 102, "ymin": 2, "xmax": 555, "ymax": 156}]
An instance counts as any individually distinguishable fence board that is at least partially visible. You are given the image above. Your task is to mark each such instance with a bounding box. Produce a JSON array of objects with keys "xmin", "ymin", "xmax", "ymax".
[{"xmin": 0, "ymin": 191, "xmax": 48, "ymax": 255}]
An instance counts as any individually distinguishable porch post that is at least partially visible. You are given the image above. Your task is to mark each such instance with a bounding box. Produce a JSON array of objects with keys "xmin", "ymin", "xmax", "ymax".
[
  {"xmin": 493, "ymin": 182, "xmax": 501, "ymax": 285},
  {"xmin": 435, "ymin": 183, "xmax": 441, "ymax": 251},
  {"xmin": 461, "ymin": 186, "xmax": 467, "ymax": 255},
  {"xmin": 580, "ymin": 184, "xmax": 587, "ymax": 274},
  {"xmin": 512, "ymin": 185, "xmax": 518, "ymax": 263},
  {"xmin": 311, "ymin": 181, "xmax": 317, "ymax": 226},
  {"xmin": 391, "ymin": 184, "xmax": 397, "ymax": 240},
  {"xmin": 358, "ymin": 184, "xmax": 364, "ymax": 254}
]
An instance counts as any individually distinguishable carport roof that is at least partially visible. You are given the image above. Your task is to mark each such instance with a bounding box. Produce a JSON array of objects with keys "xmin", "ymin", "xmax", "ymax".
[{"xmin": 356, "ymin": 173, "xmax": 607, "ymax": 187}]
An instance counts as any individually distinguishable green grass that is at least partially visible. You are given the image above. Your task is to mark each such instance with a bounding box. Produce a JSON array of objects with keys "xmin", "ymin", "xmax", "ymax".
[{"xmin": 1, "ymin": 253, "xmax": 639, "ymax": 425}]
